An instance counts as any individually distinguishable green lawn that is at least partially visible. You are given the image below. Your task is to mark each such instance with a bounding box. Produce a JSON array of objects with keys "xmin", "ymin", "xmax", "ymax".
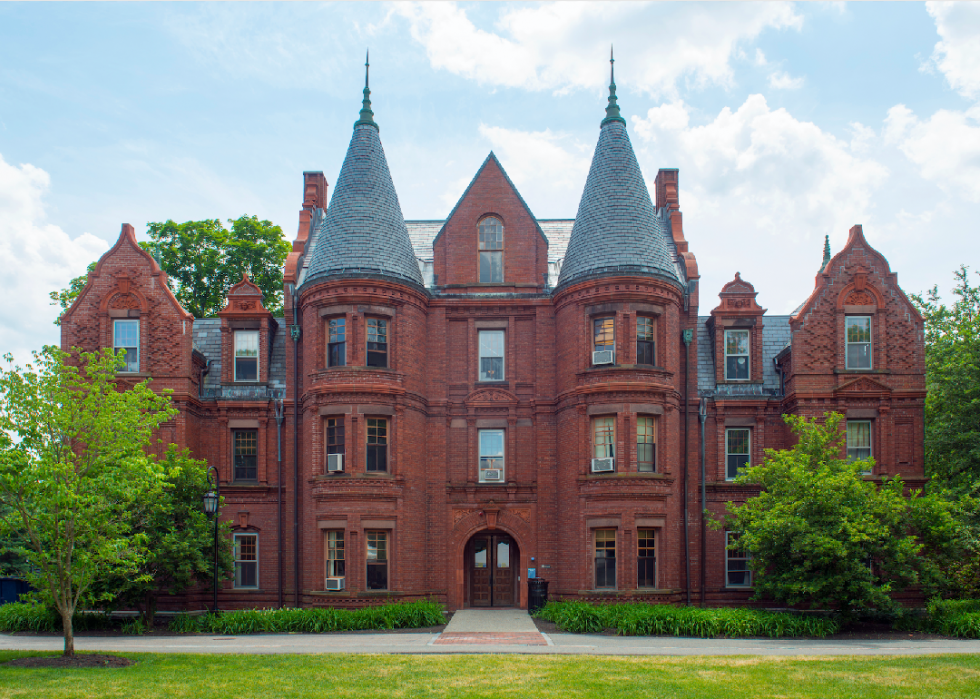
[{"xmin": 1, "ymin": 652, "xmax": 978, "ymax": 698}]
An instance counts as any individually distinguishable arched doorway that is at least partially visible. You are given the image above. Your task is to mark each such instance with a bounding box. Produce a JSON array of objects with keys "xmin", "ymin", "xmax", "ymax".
[{"xmin": 465, "ymin": 531, "xmax": 519, "ymax": 607}]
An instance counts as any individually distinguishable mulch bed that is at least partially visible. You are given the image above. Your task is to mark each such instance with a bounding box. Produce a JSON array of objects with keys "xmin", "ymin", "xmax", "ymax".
[
  {"xmin": 531, "ymin": 616, "xmax": 948, "ymax": 640},
  {"xmin": 4, "ymin": 654, "xmax": 131, "ymax": 669}
]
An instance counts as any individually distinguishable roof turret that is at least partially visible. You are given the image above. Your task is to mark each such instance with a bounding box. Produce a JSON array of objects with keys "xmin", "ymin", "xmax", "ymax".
[
  {"xmin": 301, "ymin": 56, "xmax": 424, "ymax": 290},
  {"xmin": 556, "ymin": 53, "xmax": 682, "ymax": 291}
]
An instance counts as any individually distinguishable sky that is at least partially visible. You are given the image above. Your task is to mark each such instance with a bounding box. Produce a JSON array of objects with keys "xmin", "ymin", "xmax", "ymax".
[{"xmin": 1, "ymin": 1, "xmax": 979, "ymax": 364}]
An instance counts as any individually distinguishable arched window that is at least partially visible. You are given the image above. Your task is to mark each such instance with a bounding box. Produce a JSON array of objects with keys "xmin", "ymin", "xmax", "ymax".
[{"xmin": 478, "ymin": 217, "xmax": 503, "ymax": 283}]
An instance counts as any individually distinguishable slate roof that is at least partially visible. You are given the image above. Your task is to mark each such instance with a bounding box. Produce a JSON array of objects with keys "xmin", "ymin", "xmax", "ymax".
[
  {"xmin": 406, "ymin": 220, "xmax": 443, "ymax": 262},
  {"xmin": 301, "ymin": 123, "xmax": 424, "ymax": 290},
  {"xmin": 697, "ymin": 315, "xmax": 793, "ymax": 397},
  {"xmin": 556, "ymin": 119, "xmax": 683, "ymax": 291},
  {"xmin": 193, "ymin": 318, "xmax": 286, "ymax": 400}
]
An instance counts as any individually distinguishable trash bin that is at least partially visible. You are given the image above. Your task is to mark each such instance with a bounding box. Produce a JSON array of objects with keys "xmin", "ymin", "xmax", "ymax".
[{"xmin": 527, "ymin": 577, "xmax": 549, "ymax": 613}]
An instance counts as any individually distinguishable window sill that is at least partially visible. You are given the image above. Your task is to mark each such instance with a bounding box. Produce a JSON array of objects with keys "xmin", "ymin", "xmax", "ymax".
[
  {"xmin": 835, "ymin": 368, "xmax": 889, "ymax": 374},
  {"xmin": 116, "ymin": 372, "xmax": 150, "ymax": 378},
  {"xmin": 719, "ymin": 379, "xmax": 763, "ymax": 385},
  {"xmin": 232, "ymin": 587, "xmax": 263, "ymax": 592},
  {"xmin": 580, "ymin": 472, "xmax": 670, "ymax": 480},
  {"xmin": 475, "ymin": 380, "xmax": 509, "ymax": 386}
]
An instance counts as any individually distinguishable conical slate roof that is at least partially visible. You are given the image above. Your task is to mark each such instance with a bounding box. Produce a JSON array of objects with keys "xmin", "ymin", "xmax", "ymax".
[
  {"xmin": 301, "ymin": 67, "xmax": 423, "ymax": 290},
  {"xmin": 556, "ymin": 60, "xmax": 682, "ymax": 291}
]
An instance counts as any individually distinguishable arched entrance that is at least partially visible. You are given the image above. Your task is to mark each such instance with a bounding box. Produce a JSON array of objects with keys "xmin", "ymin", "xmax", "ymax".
[{"xmin": 464, "ymin": 531, "xmax": 520, "ymax": 607}]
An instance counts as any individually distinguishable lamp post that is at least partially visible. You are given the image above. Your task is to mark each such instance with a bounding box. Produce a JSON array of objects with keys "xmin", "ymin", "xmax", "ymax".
[{"xmin": 202, "ymin": 466, "xmax": 220, "ymax": 613}]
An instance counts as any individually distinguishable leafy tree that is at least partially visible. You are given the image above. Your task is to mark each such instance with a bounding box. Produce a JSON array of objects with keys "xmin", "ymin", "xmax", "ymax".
[
  {"xmin": 94, "ymin": 446, "xmax": 234, "ymax": 626},
  {"xmin": 912, "ymin": 266, "xmax": 980, "ymax": 491},
  {"xmin": 0, "ymin": 347, "xmax": 176, "ymax": 656},
  {"xmin": 140, "ymin": 215, "xmax": 290, "ymax": 317},
  {"xmin": 49, "ymin": 262, "xmax": 96, "ymax": 326},
  {"xmin": 716, "ymin": 413, "xmax": 922, "ymax": 616},
  {"xmin": 910, "ymin": 485, "xmax": 980, "ymax": 600},
  {"xmin": 0, "ymin": 503, "xmax": 31, "ymax": 577}
]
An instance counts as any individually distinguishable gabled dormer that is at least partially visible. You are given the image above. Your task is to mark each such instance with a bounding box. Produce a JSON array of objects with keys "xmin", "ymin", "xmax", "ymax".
[
  {"xmin": 432, "ymin": 152, "xmax": 549, "ymax": 292},
  {"xmin": 218, "ymin": 273, "xmax": 276, "ymax": 385},
  {"xmin": 708, "ymin": 273, "xmax": 767, "ymax": 384}
]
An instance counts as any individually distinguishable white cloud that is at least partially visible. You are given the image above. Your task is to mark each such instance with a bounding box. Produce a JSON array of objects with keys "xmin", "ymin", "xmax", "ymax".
[
  {"xmin": 767, "ymin": 70, "xmax": 804, "ymax": 90},
  {"xmin": 392, "ymin": 1, "xmax": 802, "ymax": 97},
  {"xmin": 632, "ymin": 96, "xmax": 889, "ymax": 311},
  {"xmin": 884, "ymin": 104, "xmax": 980, "ymax": 202},
  {"xmin": 926, "ymin": 1, "xmax": 980, "ymax": 99},
  {"xmin": 753, "ymin": 49, "xmax": 769, "ymax": 67},
  {"xmin": 0, "ymin": 154, "xmax": 108, "ymax": 363}
]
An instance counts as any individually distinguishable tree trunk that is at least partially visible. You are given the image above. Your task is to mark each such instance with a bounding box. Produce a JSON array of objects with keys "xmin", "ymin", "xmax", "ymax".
[
  {"xmin": 62, "ymin": 609, "xmax": 74, "ymax": 657},
  {"xmin": 144, "ymin": 593, "xmax": 157, "ymax": 629}
]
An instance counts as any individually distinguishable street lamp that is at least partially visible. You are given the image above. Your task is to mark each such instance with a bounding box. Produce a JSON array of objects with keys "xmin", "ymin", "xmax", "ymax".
[{"xmin": 203, "ymin": 466, "xmax": 220, "ymax": 613}]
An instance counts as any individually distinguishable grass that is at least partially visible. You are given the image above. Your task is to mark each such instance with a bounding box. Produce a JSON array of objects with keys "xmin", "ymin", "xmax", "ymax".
[
  {"xmin": 1, "ymin": 652, "xmax": 979, "ymax": 698},
  {"xmin": 536, "ymin": 601, "xmax": 839, "ymax": 637}
]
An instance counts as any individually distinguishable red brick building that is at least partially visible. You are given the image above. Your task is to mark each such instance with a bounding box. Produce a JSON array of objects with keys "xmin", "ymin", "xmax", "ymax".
[{"xmin": 60, "ymin": 64, "xmax": 926, "ymax": 610}]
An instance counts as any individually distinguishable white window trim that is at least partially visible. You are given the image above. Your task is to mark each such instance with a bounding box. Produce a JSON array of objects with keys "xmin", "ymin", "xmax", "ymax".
[
  {"xmin": 725, "ymin": 531, "xmax": 752, "ymax": 589},
  {"xmin": 636, "ymin": 415, "xmax": 657, "ymax": 473},
  {"xmin": 113, "ymin": 319, "xmax": 139, "ymax": 373},
  {"xmin": 477, "ymin": 329, "xmax": 506, "ymax": 382},
  {"xmin": 234, "ymin": 330, "xmax": 260, "ymax": 382},
  {"xmin": 846, "ymin": 419, "xmax": 873, "ymax": 475},
  {"xmin": 845, "ymin": 315, "xmax": 873, "ymax": 370},
  {"xmin": 325, "ymin": 530, "xmax": 345, "ymax": 579},
  {"xmin": 725, "ymin": 427, "xmax": 751, "ymax": 481},
  {"xmin": 592, "ymin": 416, "xmax": 616, "ymax": 460},
  {"xmin": 478, "ymin": 428, "xmax": 505, "ymax": 483},
  {"xmin": 636, "ymin": 528, "xmax": 657, "ymax": 589},
  {"xmin": 233, "ymin": 532, "xmax": 259, "ymax": 589},
  {"xmin": 724, "ymin": 328, "xmax": 750, "ymax": 381}
]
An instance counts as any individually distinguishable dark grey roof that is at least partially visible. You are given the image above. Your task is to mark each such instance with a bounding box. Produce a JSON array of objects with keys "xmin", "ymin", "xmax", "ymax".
[
  {"xmin": 697, "ymin": 315, "xmax": 792, "ymax": 397},
  {"xmin": 557, "ymin": 120, "xmax": 682, "ymax": 290},
  {"xmin": 301, "ymin": 124, "xmax": 424, "ymax": 289},
  {"xmin": 193, "ymin": 318, "xmax": 286, "ymax": 400}
]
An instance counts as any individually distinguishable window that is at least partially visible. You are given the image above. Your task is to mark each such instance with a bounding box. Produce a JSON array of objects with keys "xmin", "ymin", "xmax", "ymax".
[
  {"xmin": 479, "ymin": 429, "xmax": 505, "ymax": 482},
  {"xmin": 234, "ymin": 330, "xmax": 259, "ymax": 381},
  {"xmin": 234, "ymin": 429, "xmax": 258, "ymax": 481},
  {"xmin": 845, "ymin": 316, "xmax": 872, "ymax": 369},
  {"xmin": 478, "ymin": 216, "xmax": 503, "ymax": 283},
  {"xmin": 593, "ymin": 317, "xmax": 615, "ymax": 358},
  {"xmin": 234, "ymin": 533, "xmax": 258, "ymax": 589},
  {"xmin": 594, "ymin": 529, "xmax": 616, "ymax": 589},
  {"xmin": 636, "ymin": 416, "xmax": 657, "ymax": 472},
  {"xmin": 326, "ymin": 531, "xmax": 345, "ymax": 578},
  {"xmin": 366, "ymin": 531, "xmax": 388, "ymax": 590},
  {"xmin": 726, "ymin": 428, "xmax": 750, "ymax": 480},
  {"xmin": 326, "ymin": 417, "xmax": 344, "ymax": 469},
  {"xmin": 724, "ymin": 329, "xmax": 749, "ymax": 380},
  {"xmin": 113, "ymin": 319, "xmax": 139, "ymax": 373},
  {"xmin": 847, "ymin": 420, "xmax": 872, "ymax": 474},
  {"xmin": 637, "ymin": 529, "xmax": 656, "ymax": 588},
  {"xmin": 636, "ymin": 316, "xmax": 656, "ymax": 365},
  {"xmin": 328, "ymin": 318, "xmax": 346, "ymax": 367},
  {"xmin": 366, "ymin": 318, "xmax": 388, "ymax": 368},
  {"xmin": 478, "ymin": 330, "xmax": 505, "ymax": 381},
  {"xmin": 726, "ymin": 532, "xmax": 751, "ymax": 588},
  {"xmin": 366, "ymin": 418, "xmax": 388, "ymax": 472},
  {"xmin": 593, "ymin": 417, "xmax": 615, "ymax": 460}
]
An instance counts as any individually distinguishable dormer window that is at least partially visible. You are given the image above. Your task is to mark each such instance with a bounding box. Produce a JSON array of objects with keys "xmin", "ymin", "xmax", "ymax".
[
  {"xmin": 724, "ymin": 329, "xmax": 749, "ymax": 380},
  {"xmin": 478, "ymin": 216, "xmax": 503, "ymax": 283},
  {"xmin": 234, "ymin": 330, "xmax": 259, "ymax": 381},
  {"xmin": 845, "ymin": 316, "xmax": 872, "ymax": 369},
  {"xmin": 113, "ymin": 319, "xmax": 139, "ymax": 373}
]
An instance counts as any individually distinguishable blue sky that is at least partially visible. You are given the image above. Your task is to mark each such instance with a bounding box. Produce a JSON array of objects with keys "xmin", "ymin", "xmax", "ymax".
[{"xmin": 2, "ymin": 2, "xmax": 979, "ymax": 363}]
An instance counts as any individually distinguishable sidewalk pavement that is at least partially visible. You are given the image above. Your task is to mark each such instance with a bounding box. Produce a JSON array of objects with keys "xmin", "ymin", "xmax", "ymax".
[{"xmin": 4, "ymin": 631, "xmax": 980, "ymax": 656}]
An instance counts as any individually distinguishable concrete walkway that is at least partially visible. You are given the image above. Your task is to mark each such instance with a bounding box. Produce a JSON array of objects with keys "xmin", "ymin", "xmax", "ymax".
[{"xmin": 435, "ymin": 609, "xmax": 547, "ymax": 646}]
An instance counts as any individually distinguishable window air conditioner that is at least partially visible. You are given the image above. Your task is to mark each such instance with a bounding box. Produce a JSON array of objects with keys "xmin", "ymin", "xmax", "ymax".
[
  {"xmin": 325, "ymin": 577, "xmax": 345, "ymax": 591},
  {"xmin": 592, "ymin": 350, "xmax": 614, "ymax": 365},
  {"xmin": 591, "ymin": 458, "xmax": 615, "ymax": 473},
  {"xmin": 327, "ymin": 454, "xmax": 344, "ymax": 473},
  {"xmin": 482, "ymin": 469, "xmax": 503, "ymax": 482}
]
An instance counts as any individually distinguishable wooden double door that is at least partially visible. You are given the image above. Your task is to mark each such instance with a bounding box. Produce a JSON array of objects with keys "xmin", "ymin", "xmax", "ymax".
[{"xmin": 468, "ymin": 533, "xmax": 517, "ymax": 607}]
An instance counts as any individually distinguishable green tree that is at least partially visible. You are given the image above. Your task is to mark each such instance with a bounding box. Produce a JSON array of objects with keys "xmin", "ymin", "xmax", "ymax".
[
  {"xmin": 0, "ymin": 347, "xmax": 177, "ymax": 656},
  {"xmin": 717, "ymin": 413, "xmax": 921, "ymax": 616},
  {"xmin": 912, "ymin": 266, "xmax": 980, "ymax": 491},
  {"xmin": 94, "ymin": 446, "xmax": 234, "ymax": 626},
  {"xmin": 140, "ymin": 215, "xmax": 290, "ymax": 317},
  {"xmin": 49, "ymin": 262, "xmax": 96, "ymax": 326}
]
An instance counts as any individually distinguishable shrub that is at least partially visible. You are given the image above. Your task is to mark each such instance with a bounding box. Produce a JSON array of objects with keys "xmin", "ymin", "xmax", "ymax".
[
  {"xmin": 167, "ymin": 600, "xmax": 444, "ymax": 635},
  {"xmin": 0, "ymin": 602, "xmax": 113, "ymax": 633},
  {"xmin": 535, "ymin": 601, "xmax": 839, "ymax": 638},
  {"xmin": 926, "ymin": 598, "xmax": 980, "ymax": 638}
]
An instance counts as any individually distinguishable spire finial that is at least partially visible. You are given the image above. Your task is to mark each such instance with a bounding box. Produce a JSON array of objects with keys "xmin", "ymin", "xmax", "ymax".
[
  {"xmin": 602, "ymin": 45, "xmax": 625, "ymax": 127},
  {"xmin": 355, "ymin": 49, "xmax": 378, "ymax": 131},
  {"xmin": 820, "ymin": 234, "xmax": 831, "ymax": 271}
]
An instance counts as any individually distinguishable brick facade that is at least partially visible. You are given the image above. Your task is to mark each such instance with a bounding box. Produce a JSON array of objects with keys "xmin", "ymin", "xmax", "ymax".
[{"xmin": 61, "ymin": 92, "xmax": 925, "ymax": 611}]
